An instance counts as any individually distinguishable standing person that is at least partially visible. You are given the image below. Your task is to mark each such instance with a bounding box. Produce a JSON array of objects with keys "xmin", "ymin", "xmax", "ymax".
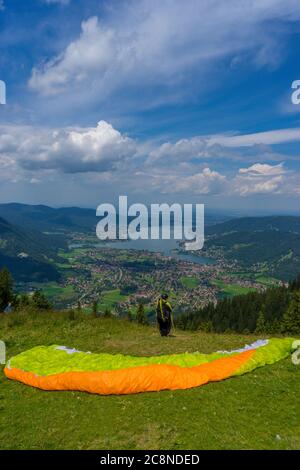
[{"xmin": 156, "ymin": 293, "xmax": 173, "ymax": 337}]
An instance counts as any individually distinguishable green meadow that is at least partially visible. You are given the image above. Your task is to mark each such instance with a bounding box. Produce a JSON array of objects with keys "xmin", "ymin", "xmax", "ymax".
[
  {"xmin": 1, "ymin": 311, "xmax": 299, "ymax": 450},
  {"xmin": 212, "ymin": 279, "xmax": 257, "ymax": 297}
]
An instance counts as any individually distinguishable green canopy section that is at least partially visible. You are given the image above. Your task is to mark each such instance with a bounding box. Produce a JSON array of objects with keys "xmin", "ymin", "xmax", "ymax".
[
  {"xmin": 234, "ymin": 337, "xmax": 295, "ymax": 376},
  {"xmin": 8, "ymin": 345, "xmax": 226, "ymax": 376},
  {"xmin": 7, "ymin": 337, "xmax": 296, "ymax": 377}
]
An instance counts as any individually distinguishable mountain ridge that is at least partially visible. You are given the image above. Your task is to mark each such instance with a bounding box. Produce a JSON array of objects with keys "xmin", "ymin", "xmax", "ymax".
[{"xmin": 0, "ymin": 215, "xmax": 62, "ymax": 282}]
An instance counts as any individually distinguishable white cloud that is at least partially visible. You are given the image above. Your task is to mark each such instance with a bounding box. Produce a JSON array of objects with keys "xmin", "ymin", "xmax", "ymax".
[
  {"xmin": 237, "ymin": 175, "xmax": 284, "ymax": 195},
  {"xmin": 238, "ymin": 162, "xmax": 286, "ymax": 177},
  {"xmin": 29, "ymin": 1, "xmax": 300, "ymax": 105},
  {"xmin": 147, "ymin": 129, "xmax": 300, "ymax": 167},
  {"xmin": 147, "ymin": 137, "xmax": 208, "ymax": 164},
  {"xmin": 43, "ymin": 0, "xmax": 70, "ymax": 5},
  {"xmin": 235, "ymin": 162, "xmax": 288, "ymax": 195},
  {"xmin": 0, "ymin": 119, "xmax": 227, "ymax": 196},
  {"xmin": 0, "ymin": 121, "xmax": 136, "ymax": 175},
  {"xmin": 30, "ymin": 17, "xmax": 116, "ymax": 97},
  {"xmin": 29, "ymin": 16, "xmax": 120, "ymax": 96},
  {"xmin": 159, "ymin": 168, "xmax": 227, "ymax": 195},
  {"xmin": 1, "ymin": 121, "xmax": 300, "ymax": 198},
  {"xmin": 208, "ymin": 128, "xmax": 300, "ymax": 147}
]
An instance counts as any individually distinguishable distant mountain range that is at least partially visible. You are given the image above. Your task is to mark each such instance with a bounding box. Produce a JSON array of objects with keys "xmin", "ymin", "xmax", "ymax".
[
  {"xmin": 207, "ymin": 216, "xmax": 300, "ymax": 235},
  {"xmin": 0, "ymin": 203, "xmax": 229, "ymax": 234},
  {"xmin": 205, "ymin": 216, "xmax": 300, "ymax": 280},
  {"xmin": 0, "ymin": 203, "xmax": 300, "ymax": 282},
  {"xmin": 0, "ymin": 216, "xmax": 65, "ymax": 282},
  {"xmin": 0, "ymin": 203, "xmax": 97, "ymax": 234}
]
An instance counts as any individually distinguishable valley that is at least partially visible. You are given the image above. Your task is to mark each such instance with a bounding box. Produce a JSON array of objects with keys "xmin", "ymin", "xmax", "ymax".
[
  {"xmin": 19, "ymin": 235, "xmax": 280, "ymax": 316},
  {"xmin": 1, "ymin": 203, "xmax": 299, "ymax": 317}
]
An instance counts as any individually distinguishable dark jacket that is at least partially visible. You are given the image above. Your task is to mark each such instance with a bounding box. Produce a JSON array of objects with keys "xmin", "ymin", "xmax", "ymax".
[{"xmin": 156, "ymin": 298, "xmax": 172, "ymax": 322}]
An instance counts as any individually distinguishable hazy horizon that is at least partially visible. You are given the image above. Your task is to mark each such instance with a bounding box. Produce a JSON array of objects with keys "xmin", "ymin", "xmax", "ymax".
[{"xmin": 0, "ymin": 200, "xmax": 300, "ymax": 219}]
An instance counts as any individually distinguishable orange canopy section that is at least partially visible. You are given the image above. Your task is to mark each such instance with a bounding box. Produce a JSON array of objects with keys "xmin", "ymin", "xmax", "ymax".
[
  {"xmin": 5, "ymin": 338, "xmax": 295, "ymax": 395},
  {"xmin": 5, "ymin": 349, "xmax": 254, "ymax": 395}
]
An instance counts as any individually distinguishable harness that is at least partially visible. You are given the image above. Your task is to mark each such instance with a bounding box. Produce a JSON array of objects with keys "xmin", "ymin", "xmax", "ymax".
[{"xmin": 157, "ymin": 298, "xmax": 172, "ymax": 321}]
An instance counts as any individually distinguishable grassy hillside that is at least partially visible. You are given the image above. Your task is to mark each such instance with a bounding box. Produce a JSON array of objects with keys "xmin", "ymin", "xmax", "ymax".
[
  {"xmin": 211, "ymin": 279, "xmax": 257, "ymax": 297},
  {"xmin": 1, "ymin": 311, "xmax": 299, "ymax": 450}
]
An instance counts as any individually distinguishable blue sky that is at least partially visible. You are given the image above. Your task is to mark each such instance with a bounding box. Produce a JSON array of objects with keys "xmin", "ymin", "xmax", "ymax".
[{"xmin": 1, "ymin": 0, "xmax": 300, "ymax": 212}]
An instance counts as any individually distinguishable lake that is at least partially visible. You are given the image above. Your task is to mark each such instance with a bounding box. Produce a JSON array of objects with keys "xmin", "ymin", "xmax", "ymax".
[{"xmin": 71, "ymin": 237, "xmax": 216, "ymax": 266}]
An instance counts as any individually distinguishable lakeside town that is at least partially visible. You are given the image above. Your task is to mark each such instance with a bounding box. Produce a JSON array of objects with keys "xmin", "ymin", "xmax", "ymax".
[{"xmin": 24, "ymin": 238, "xmax": 281, "ymax": 317}]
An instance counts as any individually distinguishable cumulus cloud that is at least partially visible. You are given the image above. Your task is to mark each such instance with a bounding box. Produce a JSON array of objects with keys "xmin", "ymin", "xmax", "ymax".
[
  {"xmin": 237, "ymin": 175, "xmax": 284, "ymax": 195},
  {"xmin": 29, "ymin": 0, "xmax": 300, "ymax": 105},
  {"xmin": 1, "ymin": 121, "xmax": 300, "ymax": 198},
  {"xmin": 0, "ymin": 121, "xmax": 137, "ymax": 174},
  {"xmin": 30, "ymin": 17, "xmax": 114, "ymax": 96},
  {"xmin": 157, "ymin": 168, "xmax": 228, "ymax": 195},
  {"xmin": 238, "ymin": 162, "xmax": 286, "ymax": 177},
  {"xmin": 235, "ymin": 162, "xmax": 288, "ymax": 195}
]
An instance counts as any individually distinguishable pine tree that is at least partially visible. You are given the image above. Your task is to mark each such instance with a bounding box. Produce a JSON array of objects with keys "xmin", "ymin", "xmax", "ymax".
[
  {"xmin": 255, "ymin": 310, "xmax": 266, "ymax": 334},
  {"xmin": 281, "ymin": 291, "xmax": 300, "ymax": 335},
  {"xmin": 0, "ymin": 267, "xmax": 14, "ymax": 311},
  {"xmin": 175, "ymin": 274, "xmax": 300, "ymax": 334},
  {"xmin": 31, "ymin": 291, "xmax": 52, "ymax": 310}
]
